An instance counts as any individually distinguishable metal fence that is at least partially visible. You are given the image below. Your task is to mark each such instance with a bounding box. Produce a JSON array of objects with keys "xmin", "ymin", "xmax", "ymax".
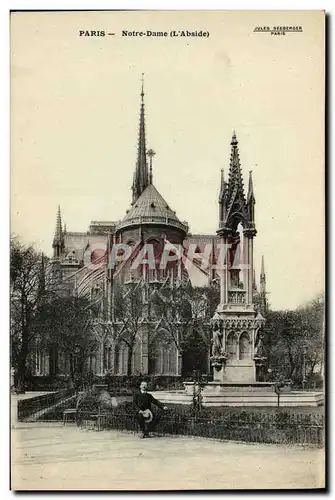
[
  {"xmin": 23, "ymin": 392, "xmax": 324, "ymax": 447},
  {"xmin": 106, "ymin": 408, "xmax": 324, "ymax": 446},
  {"xmin": 17, "ymin": 389, "xmax": 76, "ymax": 421}
]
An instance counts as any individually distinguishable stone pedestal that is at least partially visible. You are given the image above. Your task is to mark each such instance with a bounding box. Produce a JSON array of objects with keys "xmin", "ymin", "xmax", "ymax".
[
  {"xmin": 221, "ymin": 361, "xmax": 256, "ymax": 383},
  {"xmin": 184, "ymin": 381, "xmax": 275, "ymax": 396},
  {"xmin": 211, "ymin": 305, "xmax": 266, "ymax": 385},
  {"xmin": 167, "ymin": 384, "xmax": 324, "ymax": 407}
]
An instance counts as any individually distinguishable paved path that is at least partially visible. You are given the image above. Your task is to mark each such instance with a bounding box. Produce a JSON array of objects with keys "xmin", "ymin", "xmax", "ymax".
[
  {"xmin": 12, "ymin": 392, "xmax": 54, "ymax": 401},
  {"xmin": 11, "ymin": 423, "xmax": 324, "ymax": 491}
]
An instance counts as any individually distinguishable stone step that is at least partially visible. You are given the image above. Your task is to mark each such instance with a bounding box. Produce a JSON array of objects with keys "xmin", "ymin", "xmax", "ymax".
[{"xmin": 151, "ymin": 390, "xmax": 324, "ymax": 407}]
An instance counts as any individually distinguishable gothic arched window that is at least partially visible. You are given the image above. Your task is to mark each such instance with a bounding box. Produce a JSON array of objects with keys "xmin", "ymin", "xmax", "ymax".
[
  {"xmin": 226, "ymin": 332, "xmax": 237, "ymax": 360},
  {"xmin": 150, "ymin": 331, "xmax": 177, "ymax": 375},
  {"xmin": 239, "ymin": 332, "xmax": 251, "ymax": 360}
]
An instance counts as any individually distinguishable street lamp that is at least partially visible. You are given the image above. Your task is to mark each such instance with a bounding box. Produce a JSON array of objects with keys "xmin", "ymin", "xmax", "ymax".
[{"xmin": 302, "ymin": 345, "xmax": 307, "ymax": 391}]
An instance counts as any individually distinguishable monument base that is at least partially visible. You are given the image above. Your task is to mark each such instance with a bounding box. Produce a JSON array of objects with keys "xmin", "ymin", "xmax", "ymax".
[
  {"xmin": 151, "ymin": 382, "xmax": 324, "ymax": 407},
  {"xmin": 190, "ymin": 381, "xmax": 275, "ymax": 395}
]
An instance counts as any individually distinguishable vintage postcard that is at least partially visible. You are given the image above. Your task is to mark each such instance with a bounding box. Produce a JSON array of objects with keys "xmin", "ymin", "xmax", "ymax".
[{"xmin": 10, "ymin": 10, "xmax": 325, "ymax": 491}]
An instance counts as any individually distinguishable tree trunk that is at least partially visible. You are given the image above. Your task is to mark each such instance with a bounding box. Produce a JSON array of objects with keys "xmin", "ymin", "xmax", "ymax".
[
  {"xmin": 127, "ymin": 346, "xmax": 133, "ymax": 376},
  {"xmin": 287, "ymin": 349, "xmax": 296, "ymax": 380},
  {"xmin": 16, "ymin": 327, "xmax": 30, "ymax": 392},
  {"xmin": 69, "ymin": 354, "xmax": 75, "ymax": 385}
]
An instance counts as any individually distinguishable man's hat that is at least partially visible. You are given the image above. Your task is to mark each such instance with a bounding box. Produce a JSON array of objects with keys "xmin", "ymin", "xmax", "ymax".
[{"xmin": 141, "ymin": 409, "xmax": 153, "ymax": 423}]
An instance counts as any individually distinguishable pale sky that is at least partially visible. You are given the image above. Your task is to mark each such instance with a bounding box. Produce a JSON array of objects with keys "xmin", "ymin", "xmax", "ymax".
[{"xmin": 10, "ymin": 10, "xmax": 325, "ymax": 310}]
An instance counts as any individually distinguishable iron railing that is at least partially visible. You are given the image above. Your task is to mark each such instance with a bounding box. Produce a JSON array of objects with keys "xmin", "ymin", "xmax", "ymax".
[
  {"xmin": 116, "ymin": 216, "xmax": 188, "ymax": 233},
  {"xmin": 34, "ymin": 394, "xmax": 324, "ymax": 447},
  {"xmin": 105, "ymin": 408, "xmax": 324, "ymax": 446},
  {"xmin": 17, "ymin": 389, "xmax": 76, "ymax": 421}
]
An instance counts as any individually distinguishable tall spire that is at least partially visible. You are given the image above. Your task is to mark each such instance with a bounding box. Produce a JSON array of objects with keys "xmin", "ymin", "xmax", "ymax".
[
  {"xmin": 260, "ymin": 255, "xmax": 266, "ymax": 294},
  {"xmin": 132, "ymin": 74, "xmax": 149, "ymax": 204},
  {"xmin": 227, "ymin": 131, "xmax": 245, "ymax": 204},
  {"xmin": 53, "ymin": 205, "xmax": 64, "ymax": 257},
  {"xmin": 53, "ymin": 205, "xmax": 62, "ymax": 244}
]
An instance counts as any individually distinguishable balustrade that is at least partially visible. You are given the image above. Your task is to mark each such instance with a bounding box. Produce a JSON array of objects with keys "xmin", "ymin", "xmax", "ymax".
[{"xmin": 228, "ymin": 290, "xmax": 246, "ymax": 304}]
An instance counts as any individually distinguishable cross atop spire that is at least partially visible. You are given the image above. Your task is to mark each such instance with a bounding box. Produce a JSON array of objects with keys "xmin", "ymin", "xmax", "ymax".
[
  {"xmin": 231, "ymin": 130, "xmax": 237, "ymax": 145},
  {"xmin": 132, "ymin": 75, "xmax": 149, "ymax": 204},
  {"xmin": 141, "ymin": 72, "xmax": 144, "ymax": 100}
]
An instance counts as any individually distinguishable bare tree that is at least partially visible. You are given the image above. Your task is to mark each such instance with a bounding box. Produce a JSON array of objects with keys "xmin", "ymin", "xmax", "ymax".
[
  {"xmin": 264, "ymin": 293, "xmax": 325, "ymax": 387},
  {"xmin": 38, "ymin": 294, "xmax": 99, "ymax": 384},
  {"xmin": 10, "ymin": 237, "xmax": 50, "ymax": 390},
  {"xmin": 113, "ymin": 281, "xmax": 149, "ymax": 376},
  {"xmin": 151, "ymin": 284, "xmax": 220, "ymax": 355}
]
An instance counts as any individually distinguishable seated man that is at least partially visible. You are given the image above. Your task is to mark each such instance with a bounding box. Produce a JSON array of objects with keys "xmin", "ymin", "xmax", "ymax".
[{"xmin": 134, "ymin": 381, "xmax": 168, "ymax": 438}]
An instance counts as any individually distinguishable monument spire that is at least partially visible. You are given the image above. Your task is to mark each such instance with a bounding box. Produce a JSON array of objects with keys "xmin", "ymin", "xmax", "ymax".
[
  {"xmin": 247, "ymin": 170, "xmax": 255, "ymax": 203},
  {"xmin": 247, "ymin": 170, "xmax": 256, "ymax": 223},
  {"xmin": 227, "ymin": 131, "xmax": 246, "ymax": 205},
  {"xmin": 132, "ymin": 74, "xmax": 149, "ymax": 204}
]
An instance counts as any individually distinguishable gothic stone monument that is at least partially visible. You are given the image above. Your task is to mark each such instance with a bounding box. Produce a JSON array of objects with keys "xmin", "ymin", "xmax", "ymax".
[
  {"xmin": 184, "ymin": 133, "xmax": 270, "ymax": 399},
  {"xmin": 209, "ymin": 133, "xmax": 267, "ymax": 388}
]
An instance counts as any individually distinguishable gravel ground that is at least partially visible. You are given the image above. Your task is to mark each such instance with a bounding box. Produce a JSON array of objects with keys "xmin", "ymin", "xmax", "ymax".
[{"xmin": 11, "ymin": 422, "xmax": 325, "ymax": 491}]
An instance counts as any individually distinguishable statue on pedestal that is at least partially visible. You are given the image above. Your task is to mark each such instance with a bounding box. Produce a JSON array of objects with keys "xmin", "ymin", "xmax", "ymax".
[
  {"xmin": 254, "ymin": 329, "xmax": 265, "ymax": 359},
  {"xmin": 210, "ymin": 322, "xmax": 227, "ymax": 371},
  {"xmin": 212, "ymin": 323, "xmax": 223, "ymax": 357}
]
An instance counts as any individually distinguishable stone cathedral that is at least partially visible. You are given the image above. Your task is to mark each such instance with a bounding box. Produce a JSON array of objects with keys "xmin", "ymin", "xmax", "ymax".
[{"xmin": 31, "ymin": 82, "xmax": 267, "ymax": 380}]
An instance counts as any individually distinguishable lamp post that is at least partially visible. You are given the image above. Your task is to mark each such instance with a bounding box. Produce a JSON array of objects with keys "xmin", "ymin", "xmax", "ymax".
[{"xmin": 302, "ymin": 345, "xmax": 307, "ymax": 391}]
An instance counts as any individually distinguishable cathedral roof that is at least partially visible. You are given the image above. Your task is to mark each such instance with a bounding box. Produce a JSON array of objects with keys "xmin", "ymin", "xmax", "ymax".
[{"xmin": 116, "ymin": 183, "xmax": 188, "ymax": 234}]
